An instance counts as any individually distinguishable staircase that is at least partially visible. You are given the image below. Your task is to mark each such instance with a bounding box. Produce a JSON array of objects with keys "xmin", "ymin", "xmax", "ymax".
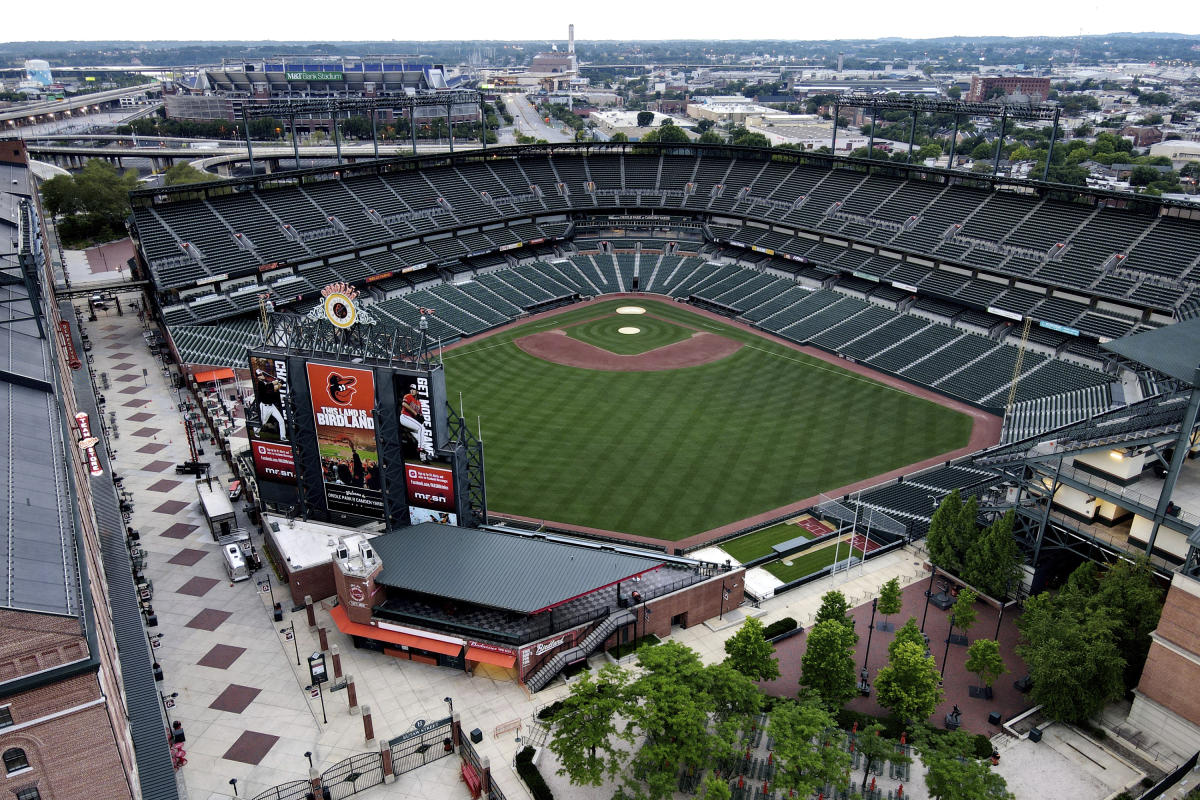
[{"xmin": 526, "ymin": 608, "xmax": 636, "ymax": 693}]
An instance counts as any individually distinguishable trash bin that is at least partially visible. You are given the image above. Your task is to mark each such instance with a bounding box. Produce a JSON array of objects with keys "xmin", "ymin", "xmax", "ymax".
[
  {"xmin": 1028, "ymin": 727, "xmax": 1042, "ymax": 743},
  {"xmin": 987, "ymin": 711, "xmax": 1002, "ymax": 726},
  {"xmin": 470, "ymin": 728, "xmax": 483, "ymax": 744}
]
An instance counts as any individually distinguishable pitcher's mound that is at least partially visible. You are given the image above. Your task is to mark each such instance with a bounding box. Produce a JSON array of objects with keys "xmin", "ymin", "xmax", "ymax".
[{"xmin": 618, "ymin": 327, "xmax": 641, "ymax": 335}]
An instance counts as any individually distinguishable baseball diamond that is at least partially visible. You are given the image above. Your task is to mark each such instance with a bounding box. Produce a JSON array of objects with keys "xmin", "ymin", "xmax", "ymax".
[{"xmin": 442, "ymin": 297, "xmax": 976, "ymax": 541}]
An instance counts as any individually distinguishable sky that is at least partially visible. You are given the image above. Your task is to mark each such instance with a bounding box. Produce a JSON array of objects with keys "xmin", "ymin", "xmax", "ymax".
[{"xmin": 5, "ymin": 0, "xmax": 1198, "ymax": 43}]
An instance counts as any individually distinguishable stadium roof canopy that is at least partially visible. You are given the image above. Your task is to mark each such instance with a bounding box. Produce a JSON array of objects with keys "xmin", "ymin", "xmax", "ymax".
[
  {"xmin": 1102, "ymin": 317, "xmax": 1200, "ymax": 387},
  {"xmin": 371, "ymin": 524, "xmax": 663, "ymax": 614}
]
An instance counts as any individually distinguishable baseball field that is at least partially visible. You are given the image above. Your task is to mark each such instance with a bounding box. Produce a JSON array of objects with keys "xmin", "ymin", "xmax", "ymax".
[{"xmin": 442, "ymin": 298, "xmax": 973, "ymax": 542}]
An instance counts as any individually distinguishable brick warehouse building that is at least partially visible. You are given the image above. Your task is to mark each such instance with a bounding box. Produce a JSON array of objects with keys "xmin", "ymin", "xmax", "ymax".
[
  {"xmin": 0, "ymin": 143, "xmax": 175, "ymax": 797},
  {"xmin": 327, "ymin": 524, "xmax": 742, "ymax": 690},
  {"xmin": 966, "ymin": 75, "xmax": 1051, "ymax": 102}
]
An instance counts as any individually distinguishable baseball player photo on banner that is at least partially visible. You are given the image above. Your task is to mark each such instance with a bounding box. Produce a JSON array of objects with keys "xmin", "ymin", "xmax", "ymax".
[
  {"xmin": 247, "ymin": 355, "xmax": 296, "ymax": 484},
  {"xmin": 305, "ymin": 362, "xmax": 384, "ymax": 519}
]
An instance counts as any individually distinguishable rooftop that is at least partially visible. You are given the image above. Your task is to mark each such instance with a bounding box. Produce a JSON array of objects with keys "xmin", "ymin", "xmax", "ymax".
[
  {"xmin": 1103, "ymin": 316, "xmax": 1200, "ymax": 387},
  {"xmin": 0, "ymin": 193, "xmax": 81, "ymax": 619},
  {"xmin": 371, "ymin": 524, "xmax": 664, "ymax": 614}
]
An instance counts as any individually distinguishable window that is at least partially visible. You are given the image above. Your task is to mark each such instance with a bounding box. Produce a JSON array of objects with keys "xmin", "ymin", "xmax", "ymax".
[
  {"xmin": 14, "ymin": 787, "xmax": 40, "ymax": 800},
  {"xmin": 3, "ymin": 748, "xmax": 29, "ymax": 775},
  {"xmin": 0, "ymin": 706, "xmax": 11, "ymax": 728}
]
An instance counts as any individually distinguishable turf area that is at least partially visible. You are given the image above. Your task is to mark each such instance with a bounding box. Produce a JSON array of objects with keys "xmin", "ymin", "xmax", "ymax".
[
  {"xmin": 565, "ymin": 314, "xmax": 694, "ymax": 355},
  {"xmin": 443, "ymin": 299, "xmax": 972, "ymax": 541},
  {"xmin": 764, "ymin": 543, "xmax": 865, "ymax": 582},
  {"xmin": 720, "ymin": 522, "xmax": 818, "ymax": 563}
]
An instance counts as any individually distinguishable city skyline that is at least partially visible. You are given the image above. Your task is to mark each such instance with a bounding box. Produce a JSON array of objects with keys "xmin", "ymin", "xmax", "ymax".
[{"xmin": 6, "ymin": 0, "xmax": 1200, "ymax": 47}]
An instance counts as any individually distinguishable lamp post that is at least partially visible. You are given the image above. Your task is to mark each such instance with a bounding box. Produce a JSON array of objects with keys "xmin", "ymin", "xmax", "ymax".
[
  {"xmin": 444, "ymin": 696, "xmax": 454, "ymax": 717},
  {"xmin": 304, "ymin": 751, "xmax": 313, "ymax": 769},
  {"xmin": 941, "ymin": 617, "xmax": 955, "ymax": 680},
  {"xmin": 159, "ymin": 691, "xmax": 178, "ymax": 729},
  {"xmin": 281, "ymin": 622, "xmax": 300, "ymax": 665},
  {"xmin": 862, "ymin": 598, "xmax": 878, "ymax": 673},
  {"xmin": 920, "ymin": 564, "xmax": 937, "ymax": 634},
  {"xmin": 229, "ymin": 777, "xmax": 238, "ymax": 797}
]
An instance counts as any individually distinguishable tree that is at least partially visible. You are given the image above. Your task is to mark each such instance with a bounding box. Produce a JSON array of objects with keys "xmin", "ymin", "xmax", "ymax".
[
  {"xmin": 723, "ymin": 617, "xmax": 780, "ymax": 682},
  {"xmin": 732, "ymin": 131, "xmax": 772, "ymax": 148},
  {"xmin": 636, "ymin": 111, "xmax": 654, "ymax": 127},
  {"xmin": 875, "ymin": 640, "xmax": 944, "ymax": 727},
  {"xmin": 949, "ymin": 496, "xmax": 981, "ymax": 572},
  {"xmin": 1017, "ymin": 592, "xmax": 1125, "ymax": 722},
  {"xmin": 163, "ymin": 163, "xmax": 220, "ymax": 186},
  {"xmin": 40, "ymin": 159, "xmax": 139, "ymax": 247},
  {"xmin": 963, "ymin": 511, "xmax": 1022, "ymax": 599},
  {"xmin": 890, "ymin": 617, "xmax": 927, "ymax": 660},
  {"xmin": 621, "ymin": 642, "xmax": 760, "ymax": 800},
  {"xmin": 694, "ymin": 118, "xmax": 715, "ymax": 133},
  {"xmin": 609, "ymin": 132, "xmax": 629, "ymax": 142},
  {"xmin": 1130, "ymin": 165, "xmax": 1161, "ymax": 186},
  {"xmin": 926, "ymin": 490, "xmax": 964, "ymax": 573},
  {"xmin": 854, "ymin": 723, "xmax": 906, "ymax": 792},
  {"xmin": 548, "ymin": 664, "xmax": 630, "ymax": 787},
  {"xmin": 38, "ymin": 174, "xmax": 82, "ymax": 218},
  {"xmin": 814, "ymin": 590, "xmax": 856, "ymax": 636},
  {"xmin": 877, "ymin": 578, "xmax": 902, "ymax": 629},
  {"xmin": 950, "ymin": 588, "xmax": 979, "ymax": 638},
  {"xmin": 697, "ymin": 130, "xmax": 724, "ymax": 145},
  {"xmin": 920, "ymin": 730, "xmax": 1014, "ymax": 800},
  {"xmin": 1089, "ymin": 557, "xmax": 1164, "ymax": 688},
  {"xmin": 769, "ymin": 699, "xmax": 851, "ymax": 797},
  {"xmin": 965, "ymin": 639, "xmax": 1006, "ymax": 689},
  {"xmin": 801, "ymin": 620, "xmax": 858, "ymax": 709},
  {"xmin": 659, "ymin": 117, "xmax": 674, "ymax": 126},
  {"xmin": 699, "ymin": 775, "xmax": 732, "ymax": 800},
  {"xmin": 641, "ymin": 124, "xmax": 690, "ymax": 145}
]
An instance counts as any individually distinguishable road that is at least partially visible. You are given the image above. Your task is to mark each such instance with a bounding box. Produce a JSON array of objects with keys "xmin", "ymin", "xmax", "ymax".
[{"xmin": 506, "ymin": 92, "xmax": 575, "ymax": 144}]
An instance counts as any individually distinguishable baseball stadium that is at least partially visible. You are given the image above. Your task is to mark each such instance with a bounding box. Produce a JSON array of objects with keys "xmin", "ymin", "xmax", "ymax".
[{"xmin": 127, "ymin": 138, "xmax": 1200, "ymax": 607}]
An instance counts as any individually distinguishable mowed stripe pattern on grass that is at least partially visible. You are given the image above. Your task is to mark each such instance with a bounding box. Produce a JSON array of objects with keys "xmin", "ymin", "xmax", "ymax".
[
  {"xmin": 564, "ymin": 314, "xmax": 695, "ymax": 355},
  {"xmin": 444, "ymin": 300, "xmax": 971, "ymax": 541}
]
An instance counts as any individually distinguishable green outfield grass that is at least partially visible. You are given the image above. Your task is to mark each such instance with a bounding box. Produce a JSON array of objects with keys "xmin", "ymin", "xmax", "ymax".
[
  {"xmin": 720, "ymin": 521, "xmax": 819, "ymax": 563},
  {"xmin": 565, "ymin": 314, "xmax": 693, "ymax": 355},
  {"xmin": 443, "ymin": 298, "xmax": 972, "ymax": 541},
  {"xmin": 764, "ymin": 543, "xmax": 865, "ymax": 582}
]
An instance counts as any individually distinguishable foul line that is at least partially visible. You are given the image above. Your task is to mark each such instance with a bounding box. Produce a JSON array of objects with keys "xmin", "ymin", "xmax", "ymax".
[{"xmin": 741, "ymin": 344, "xmax": 917, "ymax": 398}]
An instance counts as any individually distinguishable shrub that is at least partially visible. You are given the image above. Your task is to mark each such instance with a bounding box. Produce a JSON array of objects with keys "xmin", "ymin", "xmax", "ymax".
[
  {"xmin": 607, "ymin": 633, "xmax": 660, "ymax": 660},
  {"xmin": 763, "ymin": 617, "xmax": 798, "ymax": 639},
  {"xmin": 972, "ymin": 734, "xmax": 994, "ymax": 759},
  {"xmin": 515, "ymin": 746, "xmax": 554, "ymax": 800},
  {"xmin": 536, "ymin": 700, "xmax": 564, "ymax": 721}
]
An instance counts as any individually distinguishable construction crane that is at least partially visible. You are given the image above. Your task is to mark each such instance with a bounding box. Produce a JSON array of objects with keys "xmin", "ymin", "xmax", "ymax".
[{"xmin": 1005, "ymin": 317, "xmax": 1033, "ymax": 416}]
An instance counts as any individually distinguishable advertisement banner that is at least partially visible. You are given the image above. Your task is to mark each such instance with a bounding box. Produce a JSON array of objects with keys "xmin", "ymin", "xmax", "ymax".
[
  {"xmin": 285, "ymin": 71, "xmax": 344, "ymax": 81},
  {"xmin": 306, "ymin": 362, "xmax": 384, "ymax": 519},
  {"xmin": 248, "ymin": 356, "xmax": 296, "ymax": 484},
  {"xmin": 405, "ymin": 461, "xmax": 457, "ymax": 525}
]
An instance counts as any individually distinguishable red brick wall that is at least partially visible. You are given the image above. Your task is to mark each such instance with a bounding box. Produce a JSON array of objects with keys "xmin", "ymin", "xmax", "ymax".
[
  {"xmin": 621, "ymin": 570, "xmax": 745, "ymax": 643},
  {"xmin": 1137, "ymin": 642, "xmax": 1200, "ymax": 725},
  {"xmin": 265, "ymin": 527, "xmax": 337, "ymax": 604},
  {"xmin": 1152, "ymin": 583, "xmax": 1200, "ymax": 654},
  {"xmin": 0, "ymin": 673, "xmax": 133, "ymax": 799},
  {"xmin": 0, "ymin": 610, "xmax": 88, "ymax": 682}
]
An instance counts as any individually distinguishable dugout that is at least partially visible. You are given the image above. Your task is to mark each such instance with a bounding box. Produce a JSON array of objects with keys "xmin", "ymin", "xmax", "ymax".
[{"xmin": 330, "ymin": 523, "xmax": 741, "ymax": 687}]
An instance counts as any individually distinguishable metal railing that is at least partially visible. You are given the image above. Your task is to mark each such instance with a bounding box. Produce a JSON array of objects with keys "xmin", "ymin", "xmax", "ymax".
[
  {"xmin": 321, "ymin": 751, "xmax": 384, "ymax": 800},
  {"xmin": 250, "ymin": 781, "xmax": 312, "ymax": 800}
]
